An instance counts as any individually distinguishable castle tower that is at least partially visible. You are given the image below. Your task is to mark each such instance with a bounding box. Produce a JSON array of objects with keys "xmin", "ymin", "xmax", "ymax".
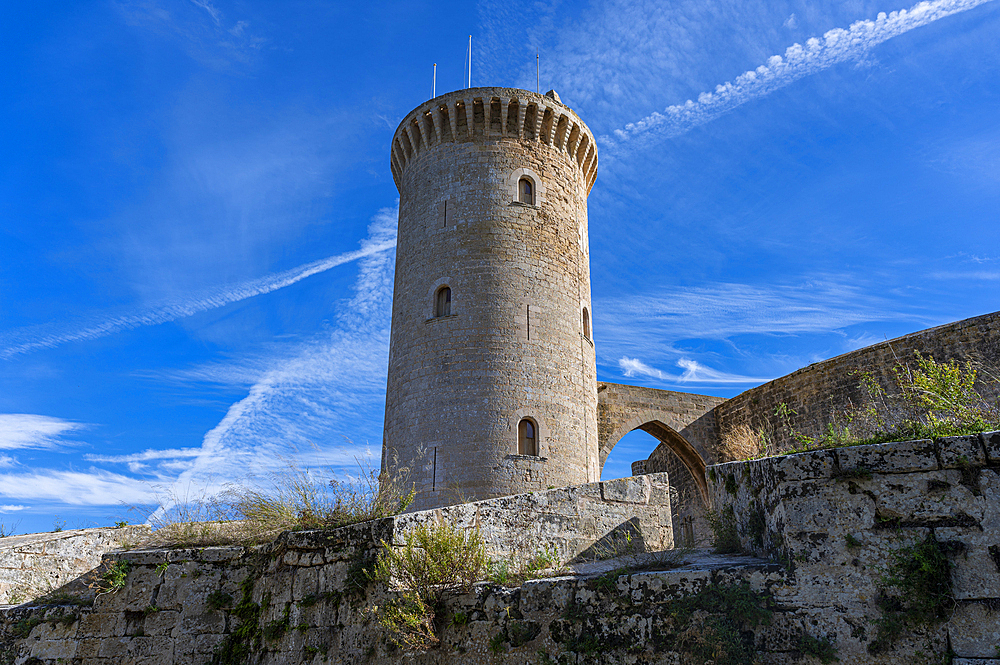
[{"xmin": 383, "ymin": 87, "xmax": 599, "ymax": 511}]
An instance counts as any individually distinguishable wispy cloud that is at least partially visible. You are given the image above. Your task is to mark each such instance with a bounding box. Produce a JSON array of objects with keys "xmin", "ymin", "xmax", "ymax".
[
  {"xmin": 1, "ymin": 240, "xmax": 395, "ymax": 359},
  {"xmin": 118, "ymin": 0, "xmax": 266, "ymax": 70},
  {"xmin": 85, "ymin": 448, "xmax": 203, "ymax": 464},
  {"xmin": 597, "ymin": 280, "xmax": 918, "ymax": 344},
  {"xmin": 595, "ymin": 279, "xmax": 934, "ymax": 388},
  {"xmin": 0, "ymin": 207, "xmax": 397, "ymax": 511},
  {"xmin": 0, "ymin": 414, "xmax": 85, "ymax": 451},
  {"xmin": 0, "ymin": 505, "xmax": 26, "ymax": 513},
  {"xmin": 605, "ymin": 0, "xmax": 995, "ymax": 150},
  {"xmin": 84, "ymin": 206, "xmax": 400, "ymax": 513},
  {"xmin": 0, "ymin": 455, "xmax": 15, "ymax": 468},
  {"xmin": 0, "ymin": 470, "xmax": 154, "ymax": 506},
  {"xmin": 619, "ymin": 357, "xmax": 770, "ymax": 384}
]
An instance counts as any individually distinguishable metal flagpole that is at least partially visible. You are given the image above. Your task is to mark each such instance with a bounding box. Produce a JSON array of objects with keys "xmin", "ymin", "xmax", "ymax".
[
  {"xmin": 536, "ymin": 52, "xmax": 539, "ymax": 93},
  {"xmin": 467, "ymin": 35, "xmax": 472, "ymax": 88},
  {"xmin": 432, "ymin": 63, "xmax": 436, "ymax": 98}
]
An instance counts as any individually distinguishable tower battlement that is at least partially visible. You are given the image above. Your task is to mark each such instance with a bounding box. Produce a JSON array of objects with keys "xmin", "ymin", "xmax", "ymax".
[{"xmin": 390, "ymin": 87, "xmax": 599, "ymax": 192}]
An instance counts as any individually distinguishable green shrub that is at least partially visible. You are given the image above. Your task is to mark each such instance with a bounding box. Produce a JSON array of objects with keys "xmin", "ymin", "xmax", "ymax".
[
  {"xmin": 723, "ymin": 354, "xmax": 1000, "ymax": 462},
  {"xmin": 374, "ymin": 522, "xmax": 487, "ymax": 601},
  {"xmin": 870, "ymin": 534, "xmax": 954, "ymax": 653},
  {"xmin": 207, "ymin": 590, "xmax": 234, "ymax": 610},
  {"xmin": 799, "ymin": 633, "xmax": 839, "ymax": 662},
  {"xmin": 372, "ymin": 521, "xmax": 488, "ymax": 651}
]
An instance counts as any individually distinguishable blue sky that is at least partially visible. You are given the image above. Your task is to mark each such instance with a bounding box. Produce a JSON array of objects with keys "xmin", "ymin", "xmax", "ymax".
[{"xmin": 1, "ymin": 0, "xmax": 998, "ymax": 535}]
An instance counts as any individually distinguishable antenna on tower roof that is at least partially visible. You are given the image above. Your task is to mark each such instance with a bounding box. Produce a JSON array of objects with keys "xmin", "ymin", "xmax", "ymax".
[
  {"xmin": 467, "ymin": 36, "xmax": 472, "ymax": 88},
  {"xmin": 432, "ymin": 63, "xmax": 436, "ymax": 98},
  {"xmin": 536, "ymin": 51, "xmax": 539, "ymax": 93}
]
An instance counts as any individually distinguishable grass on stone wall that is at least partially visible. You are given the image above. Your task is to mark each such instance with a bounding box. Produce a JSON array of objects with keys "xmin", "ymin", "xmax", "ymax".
[
  {"xmin": 138, "ymin": 457, "xmax": 415, "ymax": 548},
  {"xmin": 720, "ymin": 352, "xmax": 1000, "ymax": 462}
]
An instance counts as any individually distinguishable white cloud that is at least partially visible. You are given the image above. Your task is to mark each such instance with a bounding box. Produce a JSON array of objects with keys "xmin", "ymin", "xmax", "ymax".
[
  {"xmin": 620, "ymin": 356, "xmax": 770, "ymax": 385},
  {"xmin": 605, "ymin": 0, "xmax": 995, "ymax": 150},
  {"xmin": 0, "ymin": 455, "xmax": 15, "ymax": 468},
  {"xmin": 783, "ymin": 13, "xmax": 798, "ymax": 29},
  {"xmin": 0, "ymin": 240, "xmax": 395, "ymax": 359},
  {"xmin": 596, "ymin": 279, "xmax": 936, "ymax": 388},
  {"xmin": 84, "ymin": 448, "xmax": 203, "ymax": 464},
  {"xmin": 0, "ymin": 414, "xmax": 85, "ymax": 451},
  {"xmin": 0, "ymin": 470, "xmax": 154, "ymax": 506},
  {"xmin": 0, "ymin": 504, "xmax": 26, "ymax": 513}
]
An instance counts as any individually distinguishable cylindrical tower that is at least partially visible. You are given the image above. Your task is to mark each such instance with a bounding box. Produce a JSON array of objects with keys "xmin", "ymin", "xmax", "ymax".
[{"xmin": 383, "ymin": 87, "xmax": 599, "ymax": 511}]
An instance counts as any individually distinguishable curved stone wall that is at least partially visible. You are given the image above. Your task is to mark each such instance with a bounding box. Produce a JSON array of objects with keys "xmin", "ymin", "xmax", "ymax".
[
  {"xmin": 383, "ymin": 87, "xmax": 600, "ymax": 510},
  {"xmin": 714, "ymin": 310, "xmax": 1000, "ymax": 453}
]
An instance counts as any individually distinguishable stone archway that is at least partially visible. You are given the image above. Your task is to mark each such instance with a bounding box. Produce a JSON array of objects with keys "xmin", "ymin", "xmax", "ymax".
[
  {"xmin": 596, "ymin": 382, "xmax": 727, "ymax": 504},
  {"xmin": 600, "ymin": 415, "xmax": 709, "ymax": 504}
]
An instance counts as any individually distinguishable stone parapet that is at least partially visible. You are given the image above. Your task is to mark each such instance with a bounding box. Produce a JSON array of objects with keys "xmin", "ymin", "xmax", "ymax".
[{"xmin": 0, "ymin": 525, "xmax": 151, "ymax": 606}]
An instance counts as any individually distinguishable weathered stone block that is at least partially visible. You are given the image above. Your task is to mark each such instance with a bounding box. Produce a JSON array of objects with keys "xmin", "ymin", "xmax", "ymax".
[
  {"xmin": 120, "ymin": 550, "xmax": 170, "ymax": 566},
  {"xmin": 869, "ymin": 470, "xmax": 983, "ymax": 525},
  {"xmin": 935, "ymin": 527, "xmax": 1000, "ymax": 601},
  {"xmin": 982, "ymin": 431, "xmax": 1000, "ymax": 465},
  {"xmin": 836, "ymin": 439, "xmax": 938, "ymax": 474},
  {"xmin": 626, "ymin": 568, "xmax": 712, "ymax": 604},
  {"xmin": 600, "ymin": 476, "xmax": 651, "ymax": 504},
  {"xmin": 939, "ymin": 434, "xmax": 987, "ymax": 469},
  {"xmin": 950, "ymin": 601, "xmax": 1000, "ymax": 657},
  {"xmin": 772, "ymin": 449, "xmax": 837, "ymax": 482}
]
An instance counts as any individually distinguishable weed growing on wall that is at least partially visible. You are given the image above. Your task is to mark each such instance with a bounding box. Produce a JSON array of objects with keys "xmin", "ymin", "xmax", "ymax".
[
  {"xmin": 869, "ymin": 534, "xmax": 955, "ymax": 654},
  {"xmin": 642, "ymin": 581, "xmax": 775, "ymax": 665},
  {"xmin": 210, "ymin": 575, "xmax": 264, "ymax": 665},
  {"xmin": 92, "ymin": 559, "xmax": 132, "ymax": 595},
  {"xmin": 371, "ymin": 521, "xmax": 488, "ymax": 649},
  {"xmin": 0, "ymin": 519, "xmax": 19, "ymax": 538},
  {"xmin": 707, "ymin": 507, "xmax": 741, "ymax": 554},
  {"xmin": 798, "ymin": 633, "xmax": 839, "ymax": 662},
  {"xmin": 487, "ymin": 545, "xmax": 561, "ymax": 586},
  {"xmin": 374, "ymin": 522, "xmax": 487, "ymax": 598}
]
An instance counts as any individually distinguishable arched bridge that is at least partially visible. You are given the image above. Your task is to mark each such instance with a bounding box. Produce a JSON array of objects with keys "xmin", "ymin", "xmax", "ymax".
[{"xmin": 597, "ymin": 382, "xmax": 725, "ymax": 502}]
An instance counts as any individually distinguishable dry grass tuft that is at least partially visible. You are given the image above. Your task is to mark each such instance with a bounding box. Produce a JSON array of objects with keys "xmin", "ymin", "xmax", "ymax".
[
  {"xmin": 718, "ymin": 422, "xmax": 773, "ymax": 463},
  {"xmin": 136, "ymin": 457, "xmax": 415, "ymax": 548}
]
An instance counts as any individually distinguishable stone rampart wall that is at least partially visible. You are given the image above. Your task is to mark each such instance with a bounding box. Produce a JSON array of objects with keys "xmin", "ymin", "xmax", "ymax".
[
  {"xmin": 0, "ymin": 526, "xmax": 151, "ymax": 606},
  {"xmin": 7, "ymin": 445, "xmax": 1000, "ymax": 664},
  {"xmin": 709, "ymin": 431, "xmax": 1000, "ymax": 662},
  {"xmin": 714, "ymin": 310, "xmax": 1000, "ymax": 452}
]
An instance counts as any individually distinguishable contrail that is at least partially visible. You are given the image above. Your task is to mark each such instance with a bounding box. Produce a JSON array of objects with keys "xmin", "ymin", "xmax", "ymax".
[
  {"xmin": 604, "ymin": 0, "xmax": 994, "ymax": 150},
  {"xmin": 1, "ymin": 238, "xmax": 396, "ymax": 359}
]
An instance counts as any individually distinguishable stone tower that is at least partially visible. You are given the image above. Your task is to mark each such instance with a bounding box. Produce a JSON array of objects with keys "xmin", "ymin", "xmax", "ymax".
[{"xmin": 383, "ymin": 87, "xmax": 600, "ymax": 511}]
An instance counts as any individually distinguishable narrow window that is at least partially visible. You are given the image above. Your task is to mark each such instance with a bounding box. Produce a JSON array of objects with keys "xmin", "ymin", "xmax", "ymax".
[
  {"xmin": 518, "ymin": 177, "xmax": 534, "ymax": 205},
  {"xmin": 435, "ymin": 286, "xmax": 451, "ymax": 317},
  {"xmin": 582, "ymin": 307, "xmax": 591, "ymax": 340},
  {"xmin": 518, "ymin": 418, "xmax": 537, "ymax": 456}
]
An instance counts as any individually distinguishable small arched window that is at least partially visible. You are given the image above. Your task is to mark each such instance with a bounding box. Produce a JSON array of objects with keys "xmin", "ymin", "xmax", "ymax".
[
  {"xmin": 517, "ymin": 418, "xmax": 537, "ymax": 456},
  {"xmin": 518, "ymin": 177, "xmax": 534, "ymax": 205},
  {"xmin": 435, "ymin": 286, "xmax": 451, "ymax": 317},
  {"xmin": 582, "ymin": 307, "xmax": 591, "ymax": 340}
]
